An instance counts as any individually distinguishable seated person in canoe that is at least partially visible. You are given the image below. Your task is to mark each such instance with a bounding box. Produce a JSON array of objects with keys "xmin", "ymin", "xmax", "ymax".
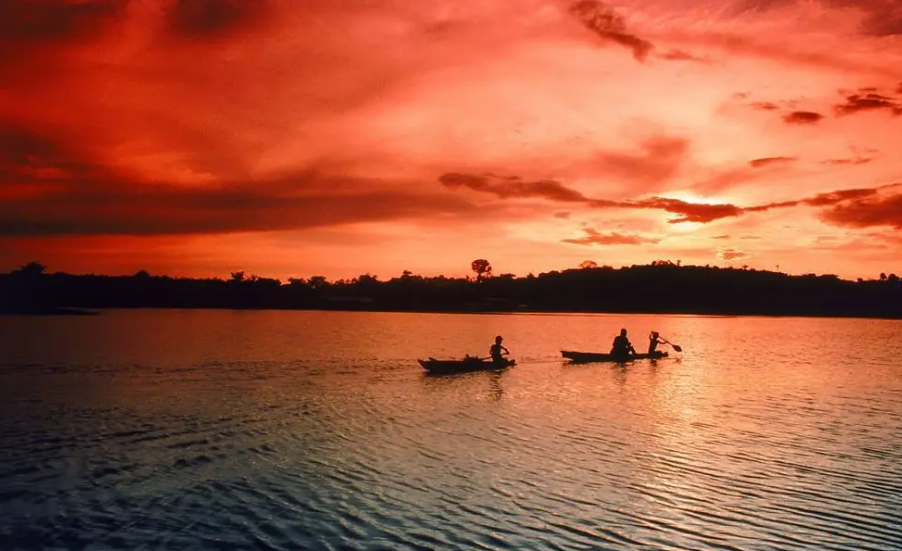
[
  {"xmin": 489, "ymin": 335, "xmax": 510, "ymax": 363},
  {"xmin": 610, "ymin": 328, "xmax": 636, "ymax": 357},
  {"xmin": 648, "ymin": 331, "xmax": 666, "ymax": 355}
]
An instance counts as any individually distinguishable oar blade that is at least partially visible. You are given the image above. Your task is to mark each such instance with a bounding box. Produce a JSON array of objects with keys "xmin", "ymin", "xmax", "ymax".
[{"xmin": 671, "ymin": 344, "xmax": 682, "ymax": 352}]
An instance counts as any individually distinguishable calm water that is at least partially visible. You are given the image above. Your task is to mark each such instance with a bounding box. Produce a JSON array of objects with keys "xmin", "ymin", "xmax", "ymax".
[{"xmin": 1, "ymin": 310, "xmax": 901, "ymax": 550}]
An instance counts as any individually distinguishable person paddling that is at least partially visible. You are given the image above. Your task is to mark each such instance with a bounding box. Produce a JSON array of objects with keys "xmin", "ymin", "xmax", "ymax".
[
  {"xmin": 610, "ymin": 328, "xmax": 636, "ymax": 358},
  {"xmin": 489, "ymin": 335, "xmax": 510, "ymax": 364},
  {"xmin": 648, "ymin": 331, "xmax": 666, "ymax": 355}
]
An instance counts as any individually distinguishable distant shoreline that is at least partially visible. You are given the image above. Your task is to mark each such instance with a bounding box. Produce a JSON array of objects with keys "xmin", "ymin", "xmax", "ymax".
[
  {"xmin": 3, "ymin": 263, "xmax": 900, "ymax": 320},
  {"xmin": 3, "ymin": 304, "xmax": 900, "ymax": 321}
]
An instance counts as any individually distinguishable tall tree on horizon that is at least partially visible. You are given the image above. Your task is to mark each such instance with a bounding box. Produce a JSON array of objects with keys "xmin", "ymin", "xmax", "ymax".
[{"xmin": 471, "ymin": 259, "xmax": 492, "ymax": 282}]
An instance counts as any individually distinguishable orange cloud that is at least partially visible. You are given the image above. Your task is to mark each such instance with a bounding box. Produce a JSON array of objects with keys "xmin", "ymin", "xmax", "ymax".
[
  {"xmin": 717, "ymin": 247, "xmax": 750, "ymax": 261},
  {"xmin": 783, "ymin": 111, "xmax": 824, "ymax": 124},
  {"xmin": 441, "ymin": 169, "xmax": 902, "ymax": 228},
  {"xmin": 819, "ymin": 190, "xmax": 902, "ymax": 229},
  {"xmin": 749, "ymin": 156, "xmax": 797, "ymax": 168},
  {"xmin": 834, "ymin": 91, "xmax": 902, "ymax": 116},
  {"xmin": 563, "ymin": 228, "xmax": 659, "ymax": 246},
  {"xmin": 1, "ymin": 0, "xmax": 901, "ymax": 280},
  {"xmin": 568, "ymin": 0, "xmax": 654, "ymax": 61}
]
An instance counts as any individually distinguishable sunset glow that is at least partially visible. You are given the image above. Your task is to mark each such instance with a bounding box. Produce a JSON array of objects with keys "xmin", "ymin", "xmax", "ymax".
[{"xmin": 2, "ymin": 0, "xmax": 901, "ymax": 280}]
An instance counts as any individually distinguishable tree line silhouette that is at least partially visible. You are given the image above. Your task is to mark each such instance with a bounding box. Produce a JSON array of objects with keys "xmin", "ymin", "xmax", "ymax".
[{"xmin": 1, "ymin": 260, "xmax": 900, "ymax": 319}]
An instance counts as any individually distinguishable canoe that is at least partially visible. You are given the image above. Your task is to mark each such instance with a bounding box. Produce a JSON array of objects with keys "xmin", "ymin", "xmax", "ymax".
[
  {"xmin": 561, "ymin": 350, "xmax": 668, "ymax": 363},
  {"xmin": 418, "ymin": 356, "xmax": 516, "ymax": 375}
]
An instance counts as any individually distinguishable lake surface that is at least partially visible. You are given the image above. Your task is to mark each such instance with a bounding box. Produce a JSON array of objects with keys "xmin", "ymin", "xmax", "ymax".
[{"xmin": 1, "ymin": 310, "xmax": 901, "ymax": 550}]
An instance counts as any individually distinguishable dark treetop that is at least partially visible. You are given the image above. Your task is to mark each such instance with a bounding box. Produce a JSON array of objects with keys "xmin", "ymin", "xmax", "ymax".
[{"xmin": 1, "ymin": 262, "xmax": 900, "ymax": 319}]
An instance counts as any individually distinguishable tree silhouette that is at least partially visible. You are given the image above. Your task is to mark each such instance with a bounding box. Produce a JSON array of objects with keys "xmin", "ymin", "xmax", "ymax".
[
  {"xmin": 230, "ymin": 271, "xmax": 246, "ymax": 282},
  {"xmin": 13, "ymin": 261, "xmax": 46, "ymax": 277},
  {"xmin": 890, "ymin": 273, "xmax": 899, "ymax": 283},
  {"xmin": 307, "ymin": 275, "xmax": 328, "ymax": 290},
  {"xmin": 579, "ymin": 260, "xmax": 598, "ymax": 269},
  {"xmin": 471, "ymin": 259, "xmax": 492, "ymax": 282},
  {"xmin": 880, "ymin": 272, "xmax": 888, "ymax": 282}
]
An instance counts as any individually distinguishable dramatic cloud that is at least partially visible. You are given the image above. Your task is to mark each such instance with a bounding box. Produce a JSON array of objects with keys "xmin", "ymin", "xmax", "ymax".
[
  {"xmin": 1, "ymin": 0, "xmax": 901, "ymax": 279},
  {"xmin": 783, "ymin": 111, "xmax": 824, "ymax": 125},
  {"xmin": 0, "ymin": 123, "xmax": 477, "ymax": 237},
  {"xmin": 820, "ymin": 193, "xmax": 902, "ymax": 229},
  {"xmin": 568, "ymin": 0, "xmax": 654, "ymax": 61},
  {"xmin": 439, "ymin": 173, "xmax": 590, "ymax": 203},
  {"xmin": 834, "ymin": 92, "xmax": 902, "ymax": 116},
  {"xmin": 440, "ymin": 171, "xmax": 902, "ymax": 228},
  {"xmin": 632, "ymin": 198, "xmax": 744, "ymax": 224},
  {"xmin": 563, "ymin": 228, "xmax": 659, "ymax": 246},
  {"xmin": 801, "ymin": 185, "xmax": 898, "ymax": 207},
  {"xmin": 0, "ymin": 175, "xmax": 477, "ymax": 236},
  {"xmin": 749, "ymin": 156, "xmax": 797, "ymax": 168},
  {"xmin": 439, "ymin": 171, "xmax": 744, "ymax": 223}
]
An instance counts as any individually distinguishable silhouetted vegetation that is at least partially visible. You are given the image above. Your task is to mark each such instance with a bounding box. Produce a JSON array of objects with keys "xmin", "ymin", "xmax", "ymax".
[{"xmin": 1, "ymin": 261, "xmax": 900, "ymax": 319}]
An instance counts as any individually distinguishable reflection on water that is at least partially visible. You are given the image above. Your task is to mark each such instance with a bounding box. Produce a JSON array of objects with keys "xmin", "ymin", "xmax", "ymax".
[{"xmin": 1, "ymin": 310, "xmax": 902, "ymax": 550}]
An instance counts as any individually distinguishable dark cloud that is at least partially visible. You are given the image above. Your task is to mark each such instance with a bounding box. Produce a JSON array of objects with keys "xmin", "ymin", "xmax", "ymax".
[
  {"xmin": 0, "ymin": 0, "xmax": 122, "ymax": 47},
  {"xmin": 440, "ymin": 170, "xmax": 902, "ymax": 229},
  {"xmin": 439, "ymin": 171, "xmax": 741, "ymax": 223},
  {"xmin": 801, "ymin": 186, "xmax": 891, "ymax": 207},
  {"xmin": 820, "ymin": 192, "xmax": 902, "ymax": 229},
  {"xmin": 554, "ymin": 212, "xmax": 571, "ymax": 219},
  {"xmin": 861, "ymin": 9, "xmax": 902, "ymax": 36},
  {"xmin": 167, "ymin": 0, "xmax": 268, "ymax": 38},
  {"xmin": 783, "ymin": 111, "xmax": 824, "ymax": 125},
  {"xmin": 568, "ymin": 0, "xmax": 654, "ymax": 62},
  {"xmin": 712, "ymin": 235, "xmax": 732, "ymax": 239},
  {"xmin": 657, "ymin": 49, "xmax": 708, "ymax": 63},
  {"xmin": 717, "ymin": 248, "xmax": 749, "ymax": 261},
  {"xmin": 439, "ymin": 173, "xmax": 591, "ymax": 202},
  {"xmin": 0, "ymin": 124, "xmax": 107, "ymax": 185},
  {"xmin": 749, "ymin": 156, "xmax": 797, "ymax": 168},
  {"xmin": 822, "ymin": 157, "xmax": 873, "ymax": 166},
  {"xmin": 751, "ymin": 102, "xmax": 780, "ymax": 111},
  {"xmin": 563, "ymin": 228, "xmax": 659, "ymax": 246},
  {"xmin": 834, "ymin": 92, "xmax": 902, "ymax": 116},
  {"xmin": 0, "ymin": 123, "xmax": 477, "ymax": 237},
  {"xmin": 634, "ymin": 198, "xmax": 744, "ymax": 224},
  {"xmin": 746, "ymin": 100, "xmax": 823, "ymax": 125},
  {"xmin": 0, "ymin": 186, "xmax": 475, "ymax": 237}
]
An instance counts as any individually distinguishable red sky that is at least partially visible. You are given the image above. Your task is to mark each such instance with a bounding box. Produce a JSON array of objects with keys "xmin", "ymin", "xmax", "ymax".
[{"xmin": 2, "ymin": 0, "xmax": 901, "ymax": 281}]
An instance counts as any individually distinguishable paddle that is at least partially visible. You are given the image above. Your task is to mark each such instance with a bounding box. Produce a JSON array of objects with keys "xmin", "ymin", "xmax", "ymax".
[{"xmin": 660, "ymin": 337, "xmax": 682, "ymax": 352}]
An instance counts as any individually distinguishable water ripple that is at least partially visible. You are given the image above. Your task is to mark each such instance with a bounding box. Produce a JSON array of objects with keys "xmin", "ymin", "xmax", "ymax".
[{"xmin": 2, "ymin": 311, "xmax": 902, "ymax": 550}]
